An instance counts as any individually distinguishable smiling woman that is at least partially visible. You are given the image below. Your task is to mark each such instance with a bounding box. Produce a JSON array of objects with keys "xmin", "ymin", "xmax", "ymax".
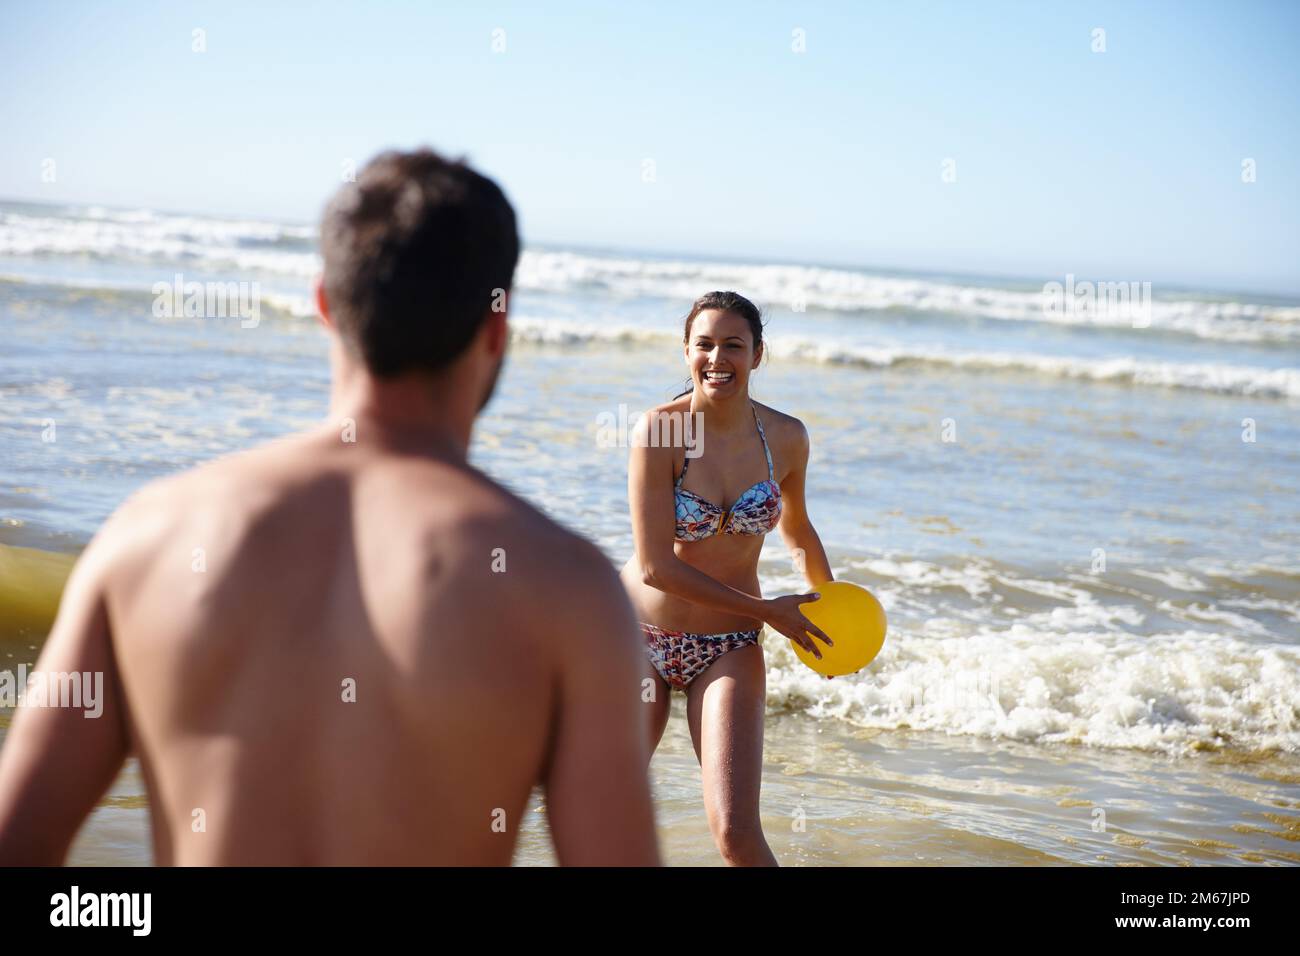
[
  {"xmin": 673, "ymin": 290, "xmax": 768, "ymax": 399},
  {"xmin": 619, "ymin": 289, "xmax": 836, "ymax": 866}
]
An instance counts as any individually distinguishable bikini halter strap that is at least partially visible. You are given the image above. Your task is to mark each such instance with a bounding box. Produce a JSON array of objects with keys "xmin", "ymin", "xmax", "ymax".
[{"xmin": 751, "ymin": 403, "xmax": 775, "ymax": 482}]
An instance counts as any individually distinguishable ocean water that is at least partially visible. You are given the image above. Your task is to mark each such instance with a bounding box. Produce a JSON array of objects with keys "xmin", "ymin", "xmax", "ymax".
[{"xmin": 1, "ymin": 199, "xmax": 1298, "ymax": 865}]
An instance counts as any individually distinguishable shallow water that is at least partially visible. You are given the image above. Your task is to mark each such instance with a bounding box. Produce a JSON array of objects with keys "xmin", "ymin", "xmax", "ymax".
[{"xmin": 20, "ymin": 703, "xmax": 1297, "ymax": 867}]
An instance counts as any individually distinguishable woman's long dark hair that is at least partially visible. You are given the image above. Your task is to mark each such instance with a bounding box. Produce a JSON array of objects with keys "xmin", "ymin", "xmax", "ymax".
[{"xmin": 674, "ymin": 291, "xmax": 766, "ymax": 399}]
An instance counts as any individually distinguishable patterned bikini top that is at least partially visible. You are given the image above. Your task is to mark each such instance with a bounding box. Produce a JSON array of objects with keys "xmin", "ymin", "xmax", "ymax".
[{"xmin": 674, "ymin": 403, "xmax": 782, "ymax": 541}]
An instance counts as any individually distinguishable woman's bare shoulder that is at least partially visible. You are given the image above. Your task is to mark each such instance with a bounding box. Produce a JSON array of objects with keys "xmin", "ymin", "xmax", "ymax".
[
  {"xmin": 647, "ymin": 394, "xmax": 694, "ymax": 418},
  {"xmin": 629, "ymin": 395, "xmax": 695, "ymax": 462},
  {"xmin": 752, "ymin": 401, "xmax": 809, "ymax": 452}
]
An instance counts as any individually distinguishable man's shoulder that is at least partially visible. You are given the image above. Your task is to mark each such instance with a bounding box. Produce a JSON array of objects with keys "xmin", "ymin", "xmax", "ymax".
[
  {"xmin": 108, "ymin": 432, "xmax": 317, "ymax": 530},
  {"xmin": 440, "ymin": 476, "xmax": 629, "ymax": 626},
  {"xmin": 464, "ymin": 483, "xmax": 617, "ymax": 587},
  {"xmin": 98, "ymin": 429, "xmax": 627, "ymax": 616},
  {"xmin": 84, "ymin": 433, "xmax": 321, "ymax": 580}
]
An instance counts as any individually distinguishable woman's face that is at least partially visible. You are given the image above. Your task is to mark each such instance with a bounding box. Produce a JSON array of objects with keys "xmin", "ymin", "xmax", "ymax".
[{"xmin": 684, "ymin": 308, "xmax": 761, "ymax": 398}]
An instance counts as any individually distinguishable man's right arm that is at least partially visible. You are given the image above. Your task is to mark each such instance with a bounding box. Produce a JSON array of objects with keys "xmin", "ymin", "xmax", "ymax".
[
  {"xmin": 0, "ymin": 523, "xmax": 130, "ymax": 864},
  {"xmin": 540, "ymin": 538, "xmax": 661, "ymax": 866}
]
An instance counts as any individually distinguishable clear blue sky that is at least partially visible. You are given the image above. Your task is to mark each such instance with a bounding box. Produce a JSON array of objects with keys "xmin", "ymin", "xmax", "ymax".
[{"xmin": 2, "ymin": 1, "xmax": 1297, "ymax": 293}]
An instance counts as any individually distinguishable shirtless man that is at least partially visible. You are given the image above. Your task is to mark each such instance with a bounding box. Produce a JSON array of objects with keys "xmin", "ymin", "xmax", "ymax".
[{"xmin": 0, "ymin": 149, "xmax": 661, "ymax": 866}]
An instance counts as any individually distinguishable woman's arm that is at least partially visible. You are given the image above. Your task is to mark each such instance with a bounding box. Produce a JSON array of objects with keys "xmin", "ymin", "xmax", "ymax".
[{"xmin": 776, "ymin": 420, "xmax": 835, "ymax": 587}]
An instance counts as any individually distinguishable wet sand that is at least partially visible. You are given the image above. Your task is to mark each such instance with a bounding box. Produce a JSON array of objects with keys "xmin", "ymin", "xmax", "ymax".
[
  {"xmin": 7, "ymin": 695, "xmax": 1290, "ymax": 867},
  {"xmin": 518, "ymin": 705, "xmax": 1300, "ymax": 866}
]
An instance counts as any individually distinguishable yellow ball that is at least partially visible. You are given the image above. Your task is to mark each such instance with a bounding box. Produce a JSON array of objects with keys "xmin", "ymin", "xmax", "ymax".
[
  {"xmin": 0, "ymin": 543, "xmax": 76, "ymax": 642},
  {"xmin": 790, "ymin": 581, "xmax": 887, "ymax": 678}
]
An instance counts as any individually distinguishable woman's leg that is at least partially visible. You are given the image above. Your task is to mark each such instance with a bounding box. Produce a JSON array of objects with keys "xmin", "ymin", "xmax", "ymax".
[
  {"xmin": 686, "ymin": 643, "xmax": 777, "ymax": 866},
  {"xmin": 643, "ymin": 659, "xmax": 672, "ymax": 763}
]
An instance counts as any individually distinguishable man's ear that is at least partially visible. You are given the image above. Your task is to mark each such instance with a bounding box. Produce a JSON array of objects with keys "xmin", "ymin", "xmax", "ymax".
[
  {"xmin": 314, "ymin": 276, "xmax": 334, "ymax": 331},
  {"xmin": 483, "ymin": 306, "xmax": 508, "ymax": 357}
]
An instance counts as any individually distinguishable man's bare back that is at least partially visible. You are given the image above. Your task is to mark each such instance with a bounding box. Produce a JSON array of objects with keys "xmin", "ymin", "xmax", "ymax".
[
  {"xmin": 0, "ymin": 423, "xmax": 659, "ymax": 865},
  {"xmin": 0, "ymin": 147, "xmax": 661, "ymax": 867}
]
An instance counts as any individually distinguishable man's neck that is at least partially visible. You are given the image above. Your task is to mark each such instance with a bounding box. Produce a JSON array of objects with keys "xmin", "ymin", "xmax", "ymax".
[{"xmin": 328, "ymin": 347, "xmax": 477, "ymax": 460}]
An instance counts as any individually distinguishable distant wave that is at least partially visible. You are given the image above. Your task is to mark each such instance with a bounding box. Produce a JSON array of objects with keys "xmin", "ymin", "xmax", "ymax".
[
  {"xmin": 771, "ymin": 335, "xmax": 1300, "ymax": 399},
  {"xmin": 509, "ymin": 318, "xmax": 1300, "ymax": 399},
  {"xmin": 2, "ymin": 272, "xmax": 1295, "ymax": 400},
  {"xmin": 0, "ymin": 208, "xmax": 319, "ymax": 277},
  {"xmin": 0, "ymin": 272, "xmax": 322, "ymax": 320},
  {"xmin": 517, "ymin": 250, "xmax": 1300, "ymax": 345},
  {"xmin": 3, "ymin": 203, "xmax": 1298, "ymax": 344}
]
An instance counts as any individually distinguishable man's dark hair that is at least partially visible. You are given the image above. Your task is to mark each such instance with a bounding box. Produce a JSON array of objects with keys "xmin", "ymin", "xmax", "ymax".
[{"xmin": 320, "ymin": 148, "xmax": 520, "ymax": 377}]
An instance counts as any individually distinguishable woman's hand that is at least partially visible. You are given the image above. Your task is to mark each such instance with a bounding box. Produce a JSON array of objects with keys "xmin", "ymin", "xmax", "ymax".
[{"xmin": 762, "ymin": 593, "xmax": 834, "ymax": 659}]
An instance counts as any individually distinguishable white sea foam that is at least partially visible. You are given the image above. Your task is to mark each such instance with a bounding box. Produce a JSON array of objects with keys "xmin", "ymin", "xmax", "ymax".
[
  {"xmin": 514, "ymin": 250, "xmax": 1300, "ymax": 343},
  {"xmin": 1219, "ymin": 596, "xmax": 1300, "ymax": 623},
  {"xmin": 0, "ymin": 209, "xmax": 319, "ymax": 277},
  {"xmin": 764, "ymin": 621, "xmax": 1300, "ymax": 756},
  {"xmin": 758, "ymin": 552, "xmax": 1300, "ymax": 755},
  {"xmin": 259, "ymin": 291, "xmax": 317, "ymax": 318},
  {"xmin": 1131, "ymin": 568, "xmax": 1209, "ymax": 592},
  {"xmin": 1154, "ymin": 600, "xmax": 1275, "ymax": 638},
  {"xmin": 769, "ymin": 335, "xmax": 1300, "ymax": 399},
  {"xmin": 851, "ymin": 556, "xmax": 994, "ymax": 598},
  {"xmin": 3, "ymin": 206, "xmax": 1298, "ymax": 343}
]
